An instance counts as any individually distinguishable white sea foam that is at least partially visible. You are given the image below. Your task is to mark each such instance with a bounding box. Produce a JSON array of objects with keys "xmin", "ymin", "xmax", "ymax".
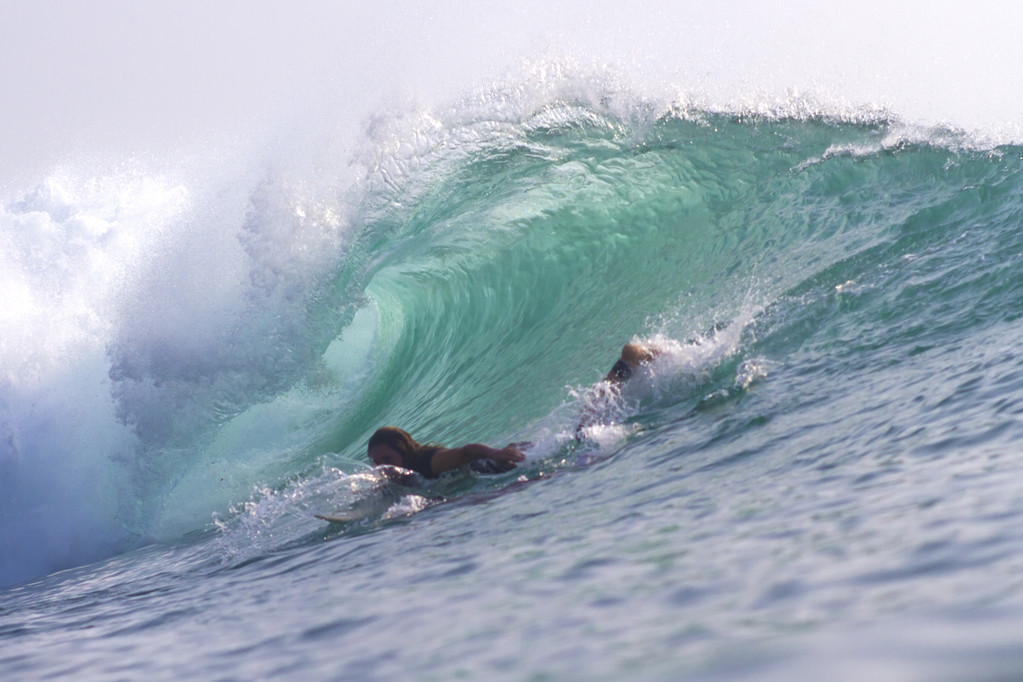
[{"xmin": 0, "ymin": 151, "xmax": 364, "ymax": 585}]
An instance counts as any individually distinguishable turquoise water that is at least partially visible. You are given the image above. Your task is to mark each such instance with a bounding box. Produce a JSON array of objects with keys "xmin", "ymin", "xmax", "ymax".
[{"xmin": 4, "ymin": 82, "xmax": 1023, "ymax": 679}]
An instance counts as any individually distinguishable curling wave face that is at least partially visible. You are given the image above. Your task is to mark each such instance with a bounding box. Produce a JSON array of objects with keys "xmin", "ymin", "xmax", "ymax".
[{"xmin": 3, "ymin": 71, "xmax": 1022, "ymax": 587}]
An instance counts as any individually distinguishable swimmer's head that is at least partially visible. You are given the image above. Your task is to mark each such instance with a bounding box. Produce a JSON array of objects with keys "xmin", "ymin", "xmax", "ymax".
[{"xmin": 368, "ymin": 426, "xmax": 422, "ymax": 468}]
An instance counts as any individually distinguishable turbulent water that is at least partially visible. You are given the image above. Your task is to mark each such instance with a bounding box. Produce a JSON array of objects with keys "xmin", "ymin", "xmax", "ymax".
[{"xmin": 4, "ymin": 73, "xmax": 1023, "ymax": 679}]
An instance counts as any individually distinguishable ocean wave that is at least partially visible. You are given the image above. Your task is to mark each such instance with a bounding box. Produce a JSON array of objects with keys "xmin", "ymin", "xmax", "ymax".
[{"xmin": 3, "ymin": 65, "xmax": 1022, "ymax": 586}]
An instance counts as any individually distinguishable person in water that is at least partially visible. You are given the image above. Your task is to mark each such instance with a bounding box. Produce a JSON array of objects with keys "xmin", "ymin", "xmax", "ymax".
[
  {"xmin": 604, "ymin": 342, "xmax": 658, "ymax": 386},
  {"xmin": 574, "ymin": 341, "xmax": 661, "ymax": 437},
  {"xmin": 367, "ymin": 426, "xmax": 526, "ymax": 479},
  {"xmin": 368, "ymin": 342, "xmax": 659, "ymax": 477}
]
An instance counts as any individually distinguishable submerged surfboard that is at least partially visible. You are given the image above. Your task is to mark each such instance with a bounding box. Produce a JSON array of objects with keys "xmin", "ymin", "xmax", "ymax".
[
  {"xmin": 314, "ymin": 512, "xmax": 363, "ymax": 523},
  {"xmin": 314, "ymin": 493, "xmax": 397, "ymax": 523}
]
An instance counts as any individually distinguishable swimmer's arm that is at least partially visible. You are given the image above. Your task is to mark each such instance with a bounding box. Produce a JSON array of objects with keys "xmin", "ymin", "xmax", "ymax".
[{"xmin": 429, "ymin": 443, "xmax": 525, "ymax": 476}]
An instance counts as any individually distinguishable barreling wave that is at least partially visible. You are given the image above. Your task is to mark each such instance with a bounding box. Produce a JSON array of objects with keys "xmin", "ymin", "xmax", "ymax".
[{"xmin": 3, "ymin": 64, "xmax": 1022, "ymax": 585}]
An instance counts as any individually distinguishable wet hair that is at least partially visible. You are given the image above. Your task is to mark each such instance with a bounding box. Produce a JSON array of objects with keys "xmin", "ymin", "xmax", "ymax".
[{"xmin": 367, "ymin": 426, "xmax": 441, "ymax": 466}]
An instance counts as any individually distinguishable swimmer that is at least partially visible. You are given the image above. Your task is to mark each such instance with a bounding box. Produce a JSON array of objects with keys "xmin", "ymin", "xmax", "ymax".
[
  {"xmin": 604, "ymin": 342, "xmax": 659, "ymax": 385},
  {"xmin": 576, "ymin": 342, "xmax": 661, "ymax": 436},
  {"xmin": 367, "ymin": 426, "xmax": 526, "ymax": 479}
]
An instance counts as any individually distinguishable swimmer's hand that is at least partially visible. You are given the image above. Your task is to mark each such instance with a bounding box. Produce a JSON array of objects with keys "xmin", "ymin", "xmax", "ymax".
[
  {"xmin": 494, "ymin": 445, "xmax": 527, "ymax": 465},
  {"xmin": 429, "ymin": 443, "xmax": 525, "ymax": 476}
]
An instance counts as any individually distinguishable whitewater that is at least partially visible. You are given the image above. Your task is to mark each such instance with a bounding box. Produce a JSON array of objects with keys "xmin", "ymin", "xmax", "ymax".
[{"xmin": 6, "ymin": 56, "xmax": 1023, "ymax": 678}]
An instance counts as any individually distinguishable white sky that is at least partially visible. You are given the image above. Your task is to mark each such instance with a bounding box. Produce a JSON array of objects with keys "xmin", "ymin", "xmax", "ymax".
[{"xmin": 2, "ymin": 0, "xmax": 1022, "ymax": 191}]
